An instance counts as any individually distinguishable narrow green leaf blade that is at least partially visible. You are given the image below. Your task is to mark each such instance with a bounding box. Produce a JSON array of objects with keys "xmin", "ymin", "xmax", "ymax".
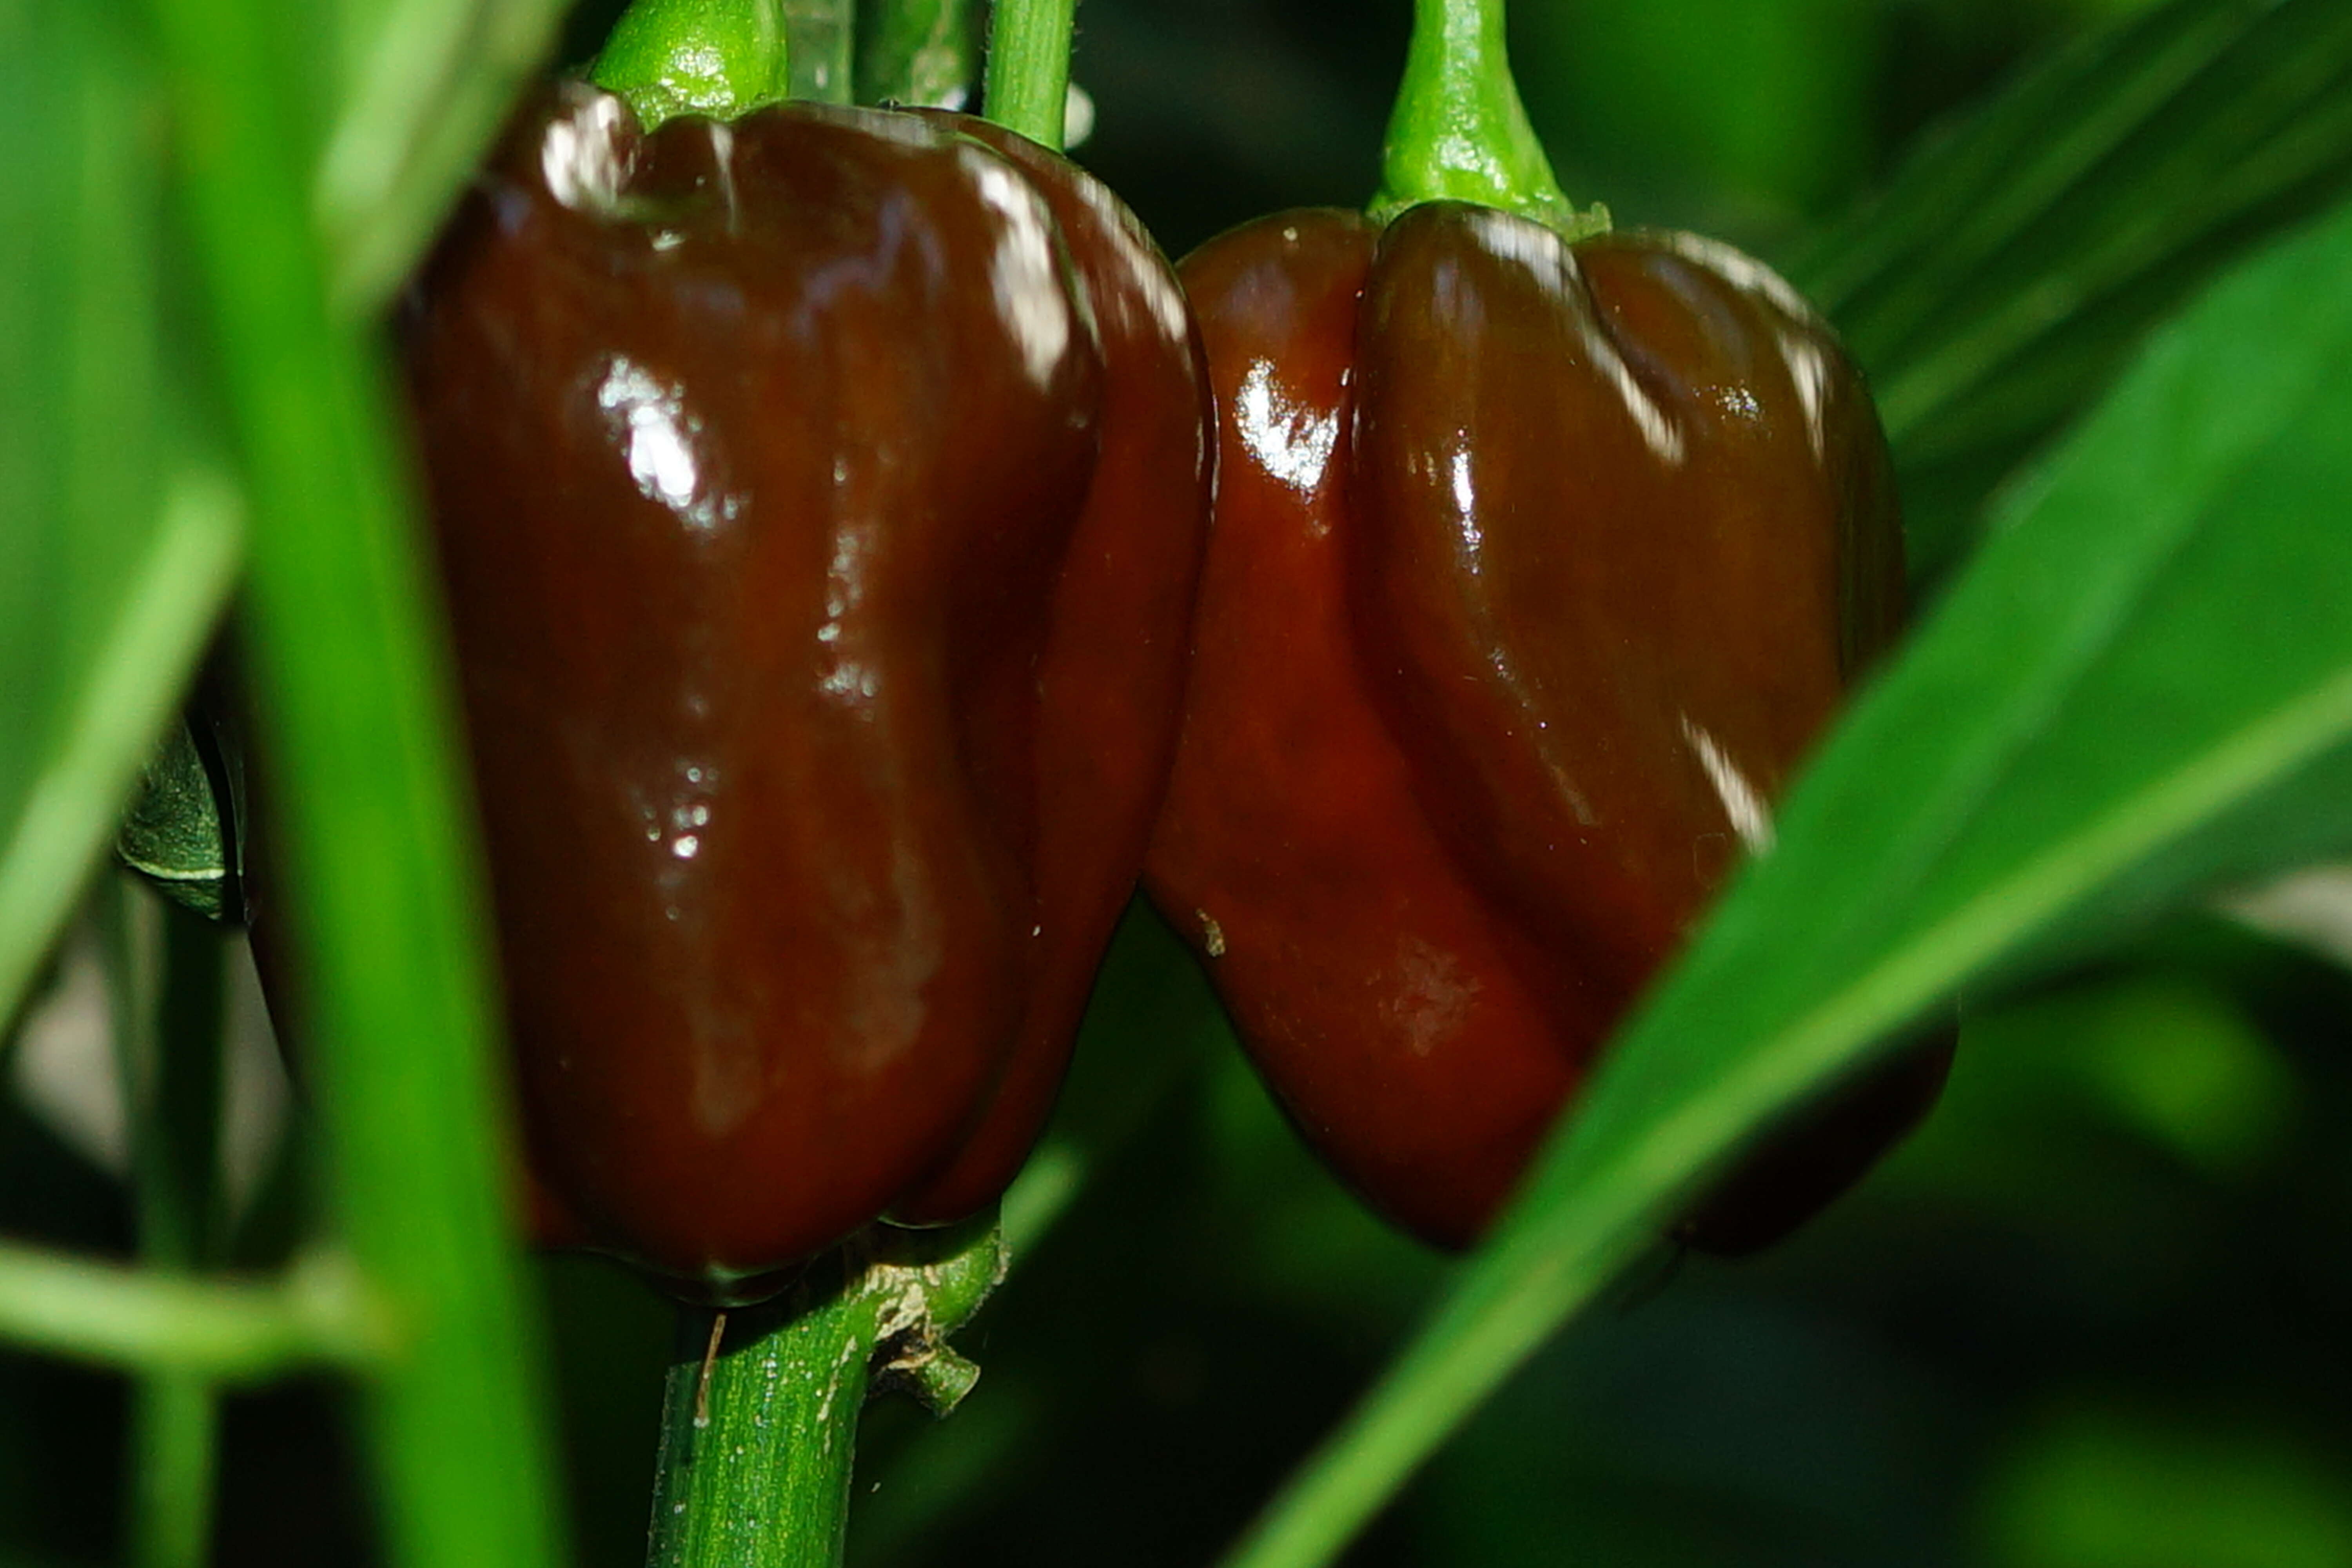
[
  {"xmin": 1792, "ymin": 0, "xmax": 2352, "ymax": 583},
  {"xmin": 144, "ymin": 0, "xmax": 571, "ymax": 1561},
  {"xmin": 0, "ymin": 4, "xmax": 242, "ymax": 1029},
  {"xmin": 318, "ymin": 0, "xmax": 570, "ymax": 315},
  {"xmin": 1225, "ymin": 192, "xmax": 2352, "ymax": 1568}
]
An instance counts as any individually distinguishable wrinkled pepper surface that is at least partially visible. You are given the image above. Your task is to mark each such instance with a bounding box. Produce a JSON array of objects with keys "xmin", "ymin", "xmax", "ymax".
[
  {"xmin": 1145, "ymin": 205, "xmax": 1947, "ymax": 1254},
  {"xmin": 385, "ymin": 84, "xmax": 1208, "ymax": 1299}
]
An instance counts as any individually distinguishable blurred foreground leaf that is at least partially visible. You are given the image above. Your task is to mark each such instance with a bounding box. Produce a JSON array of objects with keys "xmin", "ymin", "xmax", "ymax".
[
  {"xmin": 0, "ymin": 5, "xmax": 241, "ymax": 1032},
  {"xmin": 318, "ymin": 0, "xmax": 570, "ymax": 315},
  {"xmin": 2, "ymin": 0, "xmax": 565, "ymax": 1037},
  {"xmin": 1794, "ymin": 0, "xmax": 2352, "ymax": 584},
  {"xmin": 1979, "ymin": 1402, "xmax": 2352, "ymax": 1568},
  {"xmin": 145, "ymin": 0, "xmax": 572, "ymax": 1554},
  {"xmin": 1224, "ymin": 189, "xmax": 2352, "ymax": 1568}
]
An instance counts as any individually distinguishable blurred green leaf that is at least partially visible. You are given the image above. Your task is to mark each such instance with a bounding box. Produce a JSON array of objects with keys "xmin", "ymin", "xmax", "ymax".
[
  {"xmin": 2005, "ymin": 976, "xmax": 2293, "ymax": 1177},
  {"xmin": 2, "ymin": 0, "xmax": 564, "ymax": 1036},
  {"xmin": 0, "ymin": 4, "xmax": 242, "ymax": 1032},
  {"xmin": 0, "ymin": 1239, "xmax": 379, "ymax": 1381},
  {"xmin": 1518, "ymin": 0, "xmax": 1882, "ymax": 216},
  {"xmin": 143, "ymin": 0, "xmax": 573, "ymax": 1553},
  {"xmin": 1223, "ymin": 189, "xmax": 2352, "ymax": 1568},
  {"xmin": 317, "ymin": 0, "xmax": 571, "ymax": 315},
  {"xmin": 1979, "ymin": 1402, "xmax": 2352, "ymax": 1568},
  {"xmin": 855, "ymin": 0, "xmax": 978, "ymax": 108},
  {"xmin": 1793, "ymin": 0, "xmax": 2352, "ymax": 584},
  {"xmin": 1904, "ymin": 970, "xmax": 2295, "ymax": 1210}
]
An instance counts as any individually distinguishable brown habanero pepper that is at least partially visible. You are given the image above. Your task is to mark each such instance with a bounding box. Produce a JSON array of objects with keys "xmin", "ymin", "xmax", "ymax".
[
  {"xmin": 357, "ymin": 83, "xmax": 1210, "ymax": 1300},
  {"xmin": 1145, "ymin": 202, "xmax": 1949, "ymax": 1255}
]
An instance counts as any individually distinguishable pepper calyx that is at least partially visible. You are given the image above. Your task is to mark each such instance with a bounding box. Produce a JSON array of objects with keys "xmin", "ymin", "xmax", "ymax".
[{"xmin": 589, "ymin": 0, "xmax": 789, "ymax": 130}]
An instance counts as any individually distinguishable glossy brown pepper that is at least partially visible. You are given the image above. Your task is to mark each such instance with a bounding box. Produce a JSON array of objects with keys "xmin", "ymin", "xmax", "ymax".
[
  {"xmin": 886, "ymin": 112, "xmax": 1213, "ymax": 1225},
  {"xmin": 1145, "ymin": 205, "xmax": 1945, "ymax": 1254},
  {"xmin": 381, "ymin": 85, "xmax": 1209, "ymax": 1299}
]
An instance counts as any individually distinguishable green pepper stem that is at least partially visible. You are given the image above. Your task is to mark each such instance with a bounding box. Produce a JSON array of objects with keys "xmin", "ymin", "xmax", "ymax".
[
  {"xmin": 592, "ymin": 0, "xmax": 791, "ymax": 127},
  {"xmin": 646, "ymin": 1220, "xmax": 1004, "ymax": 1568},
  {"xmin": 1372, "ymin": 0, "xmax": 1601, "ymax": 236},
  {"xmin": 982, "ymin": 0, "xmax": 1077, "ymax": 150},
  {"xmin": 646, "ymin": 1299, "xmax": 866, "ymax": 1568}
]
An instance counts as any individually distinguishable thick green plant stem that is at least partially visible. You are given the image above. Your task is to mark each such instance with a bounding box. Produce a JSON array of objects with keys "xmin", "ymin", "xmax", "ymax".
[
  {"xmin": 646, "ymin": 1220, "xmax": 1005, "ymax": 1568},
  {"xmin": 646, "ymin": 1300, "xmax": 866, "ymax": 1568},
  {"xmin": 139, "ymin": 0, "xmax": 570, "ymax": 1564},
  {"xmin": 786, "ymin": 0, "xmax": 857, "ymax": 105},
  {"xmin": 592, "ymin": 0, "xmax": 790, "ymax": 127},
  {"xmin": 858, "ymin": 0, "xmax": 977, "ymax": 108},
  {"xmin": 982, "ymin": 0, "xmax": 1076, "ymax": 149},
  {"xmin": 1371, "ymin": 0, "xmax": 1599, "ymax": 236},
  {"xmin": 107, "ymin": 888, "xmax": 230, "ymax": 1568}
]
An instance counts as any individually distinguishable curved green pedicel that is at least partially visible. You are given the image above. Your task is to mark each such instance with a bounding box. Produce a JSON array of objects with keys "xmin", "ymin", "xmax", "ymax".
[
  {"xmin": 1371, "ymin": 0, "xmax": 1608, "ymax": 240},
  {"xmin": 590, "ymin": 0, "xmax": 789, "ymax": 129},
  {"xmin": 645, "ymin": 1219, "xmax": 1005, "ymax": 1568}
]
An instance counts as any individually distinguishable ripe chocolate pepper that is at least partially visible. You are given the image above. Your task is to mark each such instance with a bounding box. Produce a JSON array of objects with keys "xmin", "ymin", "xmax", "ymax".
[
  {"xmin": 386, "ymin": 83, "xmax": 1209, "ymax": 1298},
  {"xmin": 1144, "ymin": 203, "xmax": 1946, "ymax": 1253}
]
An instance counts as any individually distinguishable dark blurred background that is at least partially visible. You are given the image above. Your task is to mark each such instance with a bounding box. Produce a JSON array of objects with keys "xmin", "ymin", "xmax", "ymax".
[{"xmin": 13, "ymin": 0, "xmax": 2352, "ymax": 1564}]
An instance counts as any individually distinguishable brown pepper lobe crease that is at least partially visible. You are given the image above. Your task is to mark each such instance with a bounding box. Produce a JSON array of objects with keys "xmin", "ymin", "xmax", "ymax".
[
  {"xmin": 886, "ymin": 112, "xmax": 1214, "ymax": 1225},
  {"xmin": 1146, "ymin": 211, "xmax": 1597, "ymax": 1247}
]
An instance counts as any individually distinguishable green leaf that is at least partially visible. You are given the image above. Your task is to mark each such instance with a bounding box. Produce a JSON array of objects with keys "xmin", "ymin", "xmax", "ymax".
[
  {"xmin": 0, "ymin": 4, "xmax": 243, "ymax": 1031},
  {"xmin": 317, "ymin": 0, "xmax": 571, "ymax": 316},
  {"xmin": 2, "ymin": 0, "xmax": 565, "ymax": 1037},
  {"xmin": 143, "ymin": 0, "xmax": 574, "ymax": 1555},
  {"xmin": 856, "ymin": 0, "xmax": 978, "ymax": 109},
  {"xmin": 117, "ymin": 716, "xmax": 245, "ymax": 922},
  {"xmin": 0, "ymin": 1240, "xmax": 381, "ymax": 1381},
  {"xmin": 1792, "ymin": 0, "xmax": 2352, "ymax": 584},
  {"xmin": 784, "ymin": 0, "xmax": 856, "ymax": 105},
  {"xmin": 1221, "ymin": 190, "xmax": 2352, "ymax": 1568}
]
